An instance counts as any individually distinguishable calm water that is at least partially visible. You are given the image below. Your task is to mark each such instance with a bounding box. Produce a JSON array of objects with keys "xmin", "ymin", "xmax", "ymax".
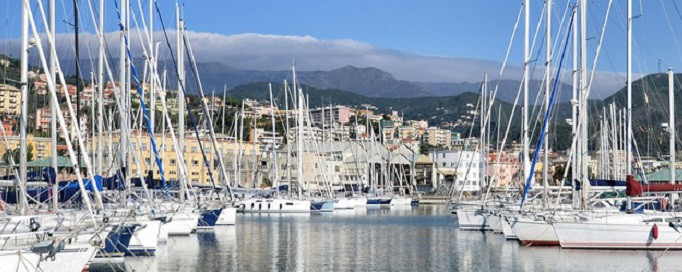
[{"xmin": 108, "ymin": 205, "xmax": 682, "ymax": 271}]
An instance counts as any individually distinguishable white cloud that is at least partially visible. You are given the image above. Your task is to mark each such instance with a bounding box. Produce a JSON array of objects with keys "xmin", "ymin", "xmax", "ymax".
[{"xmin": 0, "ymin": 31, "xmax": 627, "ymax": 96}]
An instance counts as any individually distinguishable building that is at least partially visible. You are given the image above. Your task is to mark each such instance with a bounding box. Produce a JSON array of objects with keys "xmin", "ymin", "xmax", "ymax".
[
  {"xmin": 0, "ymin": 136, "xmax": 55, "ymax": 162},
  {"xmin": 488, "ymin": 152, "xmax": 521, "ymax": 187},
  {"xmin": 429, "ymin": 150, "xmax": 482, "ymax": 192},
  {"xmin": 425, "ymin": 127, "xmax": 452, "ymax": 149},
  {"xmin": 0, "ymin": 84, "xmax": 21, "ymax": 116},
  {"xmin": 309, "ymin": 105, "xmax": 353, "ymax": 127}
]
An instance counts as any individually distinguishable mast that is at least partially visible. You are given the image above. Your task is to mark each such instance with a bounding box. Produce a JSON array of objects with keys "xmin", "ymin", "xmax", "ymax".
[
  {"xmin": 543, "ymin": 0, "xmax": 551, "ymax": 207},
  {"xmin": 480, "ymin": 74, "xmax": 487, "ymax": 196},
  {"xmin": 626, "ymin": 0, "xmax": 632, "ymax": 175},
  {"xmin": 293, "ymin": 65, "xmax": 303, "ymax": 199},
  {"xmin": 75, "ymin": 0, "xmax": 82, "ymax": 164},
  {"xmin": 176, "ymin": 3, "xmax": 186, "ymax": 201},
  {"xmin": 238, "ymin": 101, "xmax": 244, "ymax": 188},
  {"xmin": 96, "ymin": 0, "xmax": 104, "ymax": 176},
  {"xmin": 49, "ymin": 0, "xmax": 58, "ymax": 211},
  {"xmin": 269, "ymin": 83, "xmax": 279, "ymax": 197},
  {"xmin": 570, "ymin": 4, "xmax": 578, "ymax": 207},
  {"xmin": 19, "ymin": 0, "xmax": 29, "ymax": 215},
  {"xmin": 523, "ymin": 0, "xmax": 531, "ymax": 188},
  {"xmin": 119, "ymin": 0, "xmax": 128, "ymax": 205},
  {"xmin": 221, "ymin": 85, "xmax": 226, "ymax": 135},
  {"xmin": 580, "ymin": 0, "xmax": 589, "ymax": 209},
  {"xmin": 149, "ymin": 0, "xmax": 156, "ymax": 173},
  {"xmin": 284, "ymin": 80, "xmax": 292, "ymax": 198},
  {"xmin": 669, "ymin": 68, "xmax": 675, "ymax": 188}
]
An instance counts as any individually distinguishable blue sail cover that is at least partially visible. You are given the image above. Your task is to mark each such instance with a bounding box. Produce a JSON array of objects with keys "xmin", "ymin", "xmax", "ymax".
[
  {"xmin": 563, "ymin": 179, "xmax": 627, "ymax": 190},
  {"xmin": 0, "ymin": 175, "xmax": 103, "ymax": 204}
]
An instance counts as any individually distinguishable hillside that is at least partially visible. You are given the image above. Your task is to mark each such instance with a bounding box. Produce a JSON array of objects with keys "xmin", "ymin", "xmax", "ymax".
[{"xmin": 599, "ymin": 73, "xmax": 682, "ymax": 157}]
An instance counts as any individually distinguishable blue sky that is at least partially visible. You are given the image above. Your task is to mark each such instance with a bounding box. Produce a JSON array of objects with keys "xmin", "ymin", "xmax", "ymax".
[{"xmin": 2, "ymin": 0, "xmax": 682, "ymax": 87}]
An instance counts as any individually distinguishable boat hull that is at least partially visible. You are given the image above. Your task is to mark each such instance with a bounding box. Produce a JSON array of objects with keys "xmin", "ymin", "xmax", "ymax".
[
  {"xmin": 216, "ymin": 207, "xmax": 237, "ymax": 225},
  {"xmin": 0, "ymin": 244, "xmax": 96, "ymax": 272},
  {"xmin": 512, "ymin": 219, "xmax": 559, "ymax": 246},
  {"xmin": 456, "ymin": 209, "xmax": 492, "ymax": 231},
  {"xmin": 555, "ymin": 220, "xmax": 682, "ymax": 249},
  {"xmin": 128, "ymin": 220, "xmax": 161, "ymax": 256},
  {"xmin": 240, "ymin": 199, "xmax": 311, "ymax": 213}
]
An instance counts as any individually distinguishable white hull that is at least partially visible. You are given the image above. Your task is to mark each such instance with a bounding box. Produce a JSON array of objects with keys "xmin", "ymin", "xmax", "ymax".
[
  {"xmin": 555, "ymin": 214, "xmax": 682, "ymax": 249},
  {"xmin": 240, "ymin": 199, "xmax": 311, "ymax": 213},
  {"xmin": 162, "ymin": 211, "xmax": 199, "ymax": 236},
  {"xmin": 512, "ymin": 218, "xmax": 559, "ymax": 246},
  {"xmin": 486, "ymin": 214, "xmax": 503, "ymax": 233},
  {"xmin": 351, "ymin": 198, "xmax": 368, "ymax": 207},
  {"xmin": 456, "ymin": 209, "xmax": 492, "ymax": 231},
  {"xmin": 0, "ymin": 244, "xmax": 96, "ymax": 272},
  {"xmin": 216, "ymin": 207, "xmax": 237, "ymax": 225},
  {"xmin": 500, "ymin": 216, "xmax": 518, "ymax": 240},
  {"xmin": 390, "ymin": 197, "xmax": 412, "ymax": 206},
  {"xmin": 334, "ymin": 198, "xmax": 355, "ymax": 210},
  {"xmin": 128, "ymin": 220, "xmax": 161, "ymax": 255}
]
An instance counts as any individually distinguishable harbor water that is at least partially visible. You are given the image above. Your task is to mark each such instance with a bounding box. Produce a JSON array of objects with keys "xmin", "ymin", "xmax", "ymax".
[{"xmin": 106, "ymin": 205, "xmax": 682, "ymax": 271}]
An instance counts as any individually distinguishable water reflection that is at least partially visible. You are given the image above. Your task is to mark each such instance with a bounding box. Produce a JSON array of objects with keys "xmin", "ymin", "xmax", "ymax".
[{"xmin": 93, "ymin": 205, "xmax": 682, "ymax": 271}]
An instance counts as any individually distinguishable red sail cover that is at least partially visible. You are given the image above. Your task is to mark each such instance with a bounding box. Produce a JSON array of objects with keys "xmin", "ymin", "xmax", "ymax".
[
  {"xmin": 626, "ymin": 175, "xmax": 682, "ymax": 195},
  {"xmin": 626, "ymin": 175, "xmax": 642, "ymax": 197}
]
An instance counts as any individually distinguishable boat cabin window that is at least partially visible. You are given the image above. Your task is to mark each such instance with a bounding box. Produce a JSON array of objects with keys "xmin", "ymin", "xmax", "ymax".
[{"xmin": 286, "ymin": 202, "xmax": 294, "ymax": 205}]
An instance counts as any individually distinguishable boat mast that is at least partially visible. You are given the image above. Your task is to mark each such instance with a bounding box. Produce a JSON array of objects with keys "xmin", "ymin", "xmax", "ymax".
[
  {"xmin": 149, "ymin": 0, "xmax": 156, "ymax": 175},
  {"xmin": 222, "ymin": 85, "xmax": 227, "ymax": 135},
  {"xmin": 96, "ymin": 0, "xmax": 104, "ymax": 176},
  {"xmin": 669, "ymin": 68, "xmax": 676, "ymax": 190},
  {"xmin": 580, "ymin": 0, "xmax": 588, "ymax": 209},
  {"xmin": 269, "ymin": 83, "xmax": 279, "ymax": 197},
  {"xmin": 523, "ymin": 0, "xmax": 531, "ymax": 189},
  {"xmin": 284, "ymin": 80, "xmax": 292, "ymax": 198},
  {"xmin": 626, "ymin": 0, "xmax": 632, "ymax": 176},
  {"xmin": 176, "ymin": 3, "xmax": 186, "ymax": 202},
  {"xmin": 480, "ymin": 74, "xmax": 487, "ymax": 197},
  {"xmin": 238, "ymin": 101, "xmax": 244, "ymax": 188},
  {"xmin": 543, "ymin": 0, "xmax": 551, "ymax": 208},
  {"xmin": 293, "ymin": 65, "xmax": 303, "ymax": 199},
  {"xmin": 49, "ymin": 0, "xmax": 58, "ymax": 211},
  {"xmin": 119, "ymin": 0, "xmax": 128, "ymax": 205},
  {"xmin": 19, "ymin": 0, "xmax": 29, "ymax": 215},
  {"xmin": 75, "ymin": 0, "xmax": 81, "ymax": 165}
]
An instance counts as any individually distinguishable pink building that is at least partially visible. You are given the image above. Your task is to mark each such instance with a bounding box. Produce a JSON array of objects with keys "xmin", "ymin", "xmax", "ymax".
[{"xmin": 488, "ymin": 152, "xmax": 521, "ymax": 187}]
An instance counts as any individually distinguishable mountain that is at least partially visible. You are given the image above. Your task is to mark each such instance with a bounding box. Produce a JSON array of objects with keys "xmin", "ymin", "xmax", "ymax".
[
  {"xmin": 416, "ymin": 79, "xmax": 574, "ymax": 103},
  {"xmin": 599, "ymin": 73, "xmax": 682, "ymax": 156},
  {"xmin": 56, "ymin": 57, "xmax": 574, "ymax": 102},
  {"xmin": 228, "ymin": 82, "xmax": 522, "ymax": 140}
]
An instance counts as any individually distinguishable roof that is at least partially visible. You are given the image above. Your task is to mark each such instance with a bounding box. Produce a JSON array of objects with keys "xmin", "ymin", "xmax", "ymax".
[
  {"xmin": 26, "ymin": 156, "xmax": 79, "ymax": 168},
  {"xmin": 644, "ymin": 167, "xmax": 682, "ymax": 182},
  {"xmin": 416, "ymin": 154, "xmax": 433, "ymax": 164}
]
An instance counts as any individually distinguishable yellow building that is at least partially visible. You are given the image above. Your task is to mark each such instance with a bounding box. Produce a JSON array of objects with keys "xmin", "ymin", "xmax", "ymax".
[
  {"xmin": 0, "ymin": 84, "xmax": 21, "ymax": 116},
  {"xmin": 0, "ymin": 135, "xmax": 55, "ymax": 161},
  {"xmin": 106, "ymin": 131, "xmax": 261, "ymax": 186}
]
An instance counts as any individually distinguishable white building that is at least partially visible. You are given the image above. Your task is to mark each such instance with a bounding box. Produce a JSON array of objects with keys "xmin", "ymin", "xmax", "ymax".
[{"xmin": 429, "ymin": 150, "xmax": 482, "ymax": 192}]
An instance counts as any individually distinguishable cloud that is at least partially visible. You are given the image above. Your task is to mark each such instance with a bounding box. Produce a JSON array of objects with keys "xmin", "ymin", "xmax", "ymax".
[{"xmin": 0, "ymin": 31, "xmax": 627, "ymax": 96}]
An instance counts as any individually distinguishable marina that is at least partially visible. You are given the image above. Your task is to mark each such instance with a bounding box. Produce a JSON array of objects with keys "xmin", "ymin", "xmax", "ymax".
[
  {"xmin": 3, "ymin": 0, "xmax": 682, "ymax": 271},
  {"xmin": 96, "ymin": 206, "xmax": 682, "ymax": 271}
]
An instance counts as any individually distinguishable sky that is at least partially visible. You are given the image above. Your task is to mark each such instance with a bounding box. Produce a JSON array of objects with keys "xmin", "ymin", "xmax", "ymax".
[{"xmin": 2, "ymin": 0, "xmax": 682, "ymax": 97}]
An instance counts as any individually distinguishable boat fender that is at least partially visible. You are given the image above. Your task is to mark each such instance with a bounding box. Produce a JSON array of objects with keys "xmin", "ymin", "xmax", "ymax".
[
  {"xmin": 29, "ymin": 218, "xmax": 41, "ymax": 232},
  {"xmin": 652, "ymin": 224, "xmax": 659, "ymax": 239},
  {"xmin": 662, "ymin": 198, "xmax": 668, "ymax": 211}
]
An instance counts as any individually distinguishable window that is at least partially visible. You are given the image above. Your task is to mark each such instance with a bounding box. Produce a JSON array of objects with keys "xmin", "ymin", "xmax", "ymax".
[
  {"xmin": 170, "ymin": 159, "xmax": 176, "ymax": 165},
  {"xmin": 191, "ymin": 172, "xmax": 199, "ymax": 176},
  {"xmin": 193, "ymin": 160, "xmax": 199, "ymax": 166}
]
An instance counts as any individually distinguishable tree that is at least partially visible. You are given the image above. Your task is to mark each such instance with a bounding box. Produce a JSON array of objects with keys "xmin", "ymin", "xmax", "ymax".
[
  {"xmin": 1, "ymin": 144, "xmax": 33, "ymax": 166},
  {"xmin": 553, "ymin": 164, "xmax": 571, "ymax": 185}
]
